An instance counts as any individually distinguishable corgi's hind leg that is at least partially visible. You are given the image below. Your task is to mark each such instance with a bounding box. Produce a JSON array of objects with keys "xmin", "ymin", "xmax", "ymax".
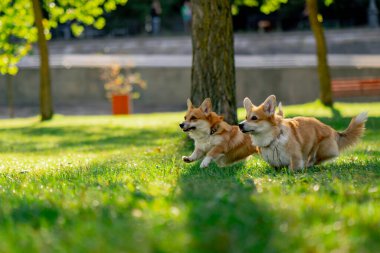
[
  {"xmin": 200, "ymin": 145, "xmax": 225, "ymax": 168},
  {"xmin": 315, "ymin": 138, "xmax": 339, "ymax": 165},
  {"xmin": 290, "ymin": 153, "xmax": 305, "ymax": 171},
  {"xmin": 306, "ymin": 144, "xmax": 319, "ymax": 167},
  {"xmin": 215, "ymin": 155, "xmax": 228, "ymax": 167}
]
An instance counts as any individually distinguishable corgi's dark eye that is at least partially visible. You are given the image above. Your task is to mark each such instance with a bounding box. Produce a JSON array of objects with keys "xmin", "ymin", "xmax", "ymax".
[
  {"xmin": 184, "ymin": 116, "xmax": 186, "ymax": 120},
  {"xmin": 251, "ymin": 116, "xmax": 258, "ymax": 120},
  {"xmin": 190, "ymin": 116, "xmax": 197, "ymax": 121}
]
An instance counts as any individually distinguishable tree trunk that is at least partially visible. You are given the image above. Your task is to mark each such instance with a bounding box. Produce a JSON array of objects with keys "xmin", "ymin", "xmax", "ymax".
[
  {"xmin": 31, "ymin": 0, "xmax": 54, "ymax": 121},
  {"xmin": 6, "ymin": 74, "xmax": 14, "ymax": 118},
  {"xmin": 191, "ymin": 0, "xmax": 237, "ymax": 124},
  {"xmin": 307, "ymin": 0, "xmax": 333, "ymax": 106}
]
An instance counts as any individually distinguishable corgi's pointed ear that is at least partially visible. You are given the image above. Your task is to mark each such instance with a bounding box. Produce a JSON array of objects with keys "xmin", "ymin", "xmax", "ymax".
[
  {"xmin": 200, "ymin": 98, "xmax": 212, "ymax": 115},
  {"xmin": 219, "ymin": 115, "xmax": 224, "ymax": 121},
  {"xmin": 263, "ymin": 95, "xmax": 277, "ymax": 117},
  {"xmin": 243, "ymin": 97, "xmax": 253, "ymax": 112},
  {"xmin": 186, "ymin": 98, "xmax": 193, "ymax": 110},
  {"xmin": 277, "ymin": 102, "xmax": 284, "ymax": 117}
]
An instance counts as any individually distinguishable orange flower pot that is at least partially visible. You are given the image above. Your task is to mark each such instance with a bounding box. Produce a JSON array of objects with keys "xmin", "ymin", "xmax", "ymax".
[{"xmin": 112, "ymin": 95, "xmax": 131, "ymax": 115}]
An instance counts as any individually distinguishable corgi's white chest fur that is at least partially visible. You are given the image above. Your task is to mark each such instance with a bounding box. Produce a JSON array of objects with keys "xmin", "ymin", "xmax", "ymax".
[
  {"xmin": 195, "ymin": 138, "xmax": 211, "ymax": 152},
  {"xmin": 257, "ymin": 127, "xmax": 291, "ymax": 167},
  {"xmin": 190, "ymin": 132, "xmax": 224, "ymax": 152}
]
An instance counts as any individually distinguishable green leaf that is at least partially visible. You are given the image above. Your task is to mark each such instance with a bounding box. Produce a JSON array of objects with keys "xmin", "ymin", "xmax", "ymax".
[
  {"xmin": 324, "ymin": 0, "xmax": 333, "ymax": 6},
  {"xmin": 104, "ymin": 1, "xmax": 117, "ymax": 12},
  {"xmin": 260, "ymin": 0, "xmax": 288, "ymax": 14},
  {"xmin": 94, "ymin": 17, "xmax": 106, "ymax": 30},
  {"xmin": 8, "ymin": 65, "xmax": 18, "ymax": 75},
  {"xmin": 71, "ymin": 23, "xmax": 84, "ymax": 37},
  {"xmin": 243, "ymin": 0, "xmax": 258, "ymax": 7},
  {"xmin": 231, "ymin": 5, "xmax": 239, "ymax": 15}
]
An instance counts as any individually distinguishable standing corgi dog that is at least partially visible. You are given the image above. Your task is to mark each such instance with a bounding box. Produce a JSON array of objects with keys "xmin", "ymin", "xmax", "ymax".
[
  {"xmin": 179, "ymin": 98, "xmax": 258, "ymax": 168},
  {"xmin": 239, "ymin": 95, "xmax": 368, "ymax": 171}
]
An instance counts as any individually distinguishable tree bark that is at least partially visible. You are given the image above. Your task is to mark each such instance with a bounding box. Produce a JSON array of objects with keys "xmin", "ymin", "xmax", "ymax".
[
  {"xmin": 191, "ymin": 0, "xmax": 237, "ymax": 124},
  {"xmin": 307, "ymin": 0, "xmax": 333, "ymax": 106},
  {"xmin": 31, "ymin": 0, "xmax": 54, "ymax": 121}
]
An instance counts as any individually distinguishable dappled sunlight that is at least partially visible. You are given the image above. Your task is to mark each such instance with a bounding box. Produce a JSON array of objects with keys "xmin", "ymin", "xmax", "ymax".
[
  {"xmin": 0, "ymin": 115, "xmax": 182, "ymax": 155},
  {"xmin": 0, "ymin": 103, "xmax": 380, "ymax": 252},
  {"xmin": 179, "ymin": 163, "xmax": 278, "ymax": 252},
  {"xmin": 238, "ymin": 100, "xmax": 378, "ymax": 121},
  {"xmin": 2, "ymin": 0, "xmax": 379, "ymax": 250}
]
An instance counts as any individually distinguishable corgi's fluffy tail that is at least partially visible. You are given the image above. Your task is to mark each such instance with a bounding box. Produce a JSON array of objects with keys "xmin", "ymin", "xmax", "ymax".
[{"xmin": 337, "ymin": 112, "xmax": 368, "ymax": 151}]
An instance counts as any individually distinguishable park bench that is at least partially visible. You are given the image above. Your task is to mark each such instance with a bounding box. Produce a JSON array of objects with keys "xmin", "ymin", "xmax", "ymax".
[{"xmin": 332, "ymin": 77, "xmax": 380, "ymax": 98}]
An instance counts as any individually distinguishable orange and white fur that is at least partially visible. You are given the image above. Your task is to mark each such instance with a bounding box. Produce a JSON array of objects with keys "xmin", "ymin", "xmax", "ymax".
[
  {"xmin": 179, "ymin": 98, "xmax": 257, "ymax": 168},
  {"xmin": 239, "ymin": 95, "xmax": 367, "ymax": 171}
]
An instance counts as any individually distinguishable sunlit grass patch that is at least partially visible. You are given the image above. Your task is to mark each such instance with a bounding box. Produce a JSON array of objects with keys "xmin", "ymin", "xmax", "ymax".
[{"xmin": 0, "ymin": 102, "xmax": 379, "ymax": 252}]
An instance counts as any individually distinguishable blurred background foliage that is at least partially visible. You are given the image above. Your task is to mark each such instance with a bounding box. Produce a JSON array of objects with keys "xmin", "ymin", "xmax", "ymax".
[
  {"xmin": 1, "ymin": 0, "xmax": 379, "ymax": 75},
  {"xmin": 0, "ymin": 1, "xmax": 36, "ymax": 75},
  {"xmin": 102, "ymin": 0, "xmax": 379, "ymax": 34},
  {"xmin": 0, "ymin": 0, "xmax": 128, "ymax": 75}
]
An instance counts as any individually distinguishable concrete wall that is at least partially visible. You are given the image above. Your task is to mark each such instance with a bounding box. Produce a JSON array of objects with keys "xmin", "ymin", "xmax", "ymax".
[
  {"xmin": 1, "ymin": 65, "xmax": 379, "ymax": 114},
  {"xmin": 46, "ymin": 29, "xmax": 380, "ymax": 55}
]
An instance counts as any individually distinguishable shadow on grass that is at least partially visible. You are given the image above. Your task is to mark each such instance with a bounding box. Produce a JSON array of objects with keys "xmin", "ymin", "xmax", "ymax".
[
  {"xmin": 3, "ymin": 200, "xmax": 60, "ymax": 229},
  {"xmin": 330, "ymin": 106, "xmax": 342, "ymax": 119},
  {"xmin": 178, "ymin": 162, "xmax": 277, "ymax": 253},
  {"xmin": 0, "ymin": 195, "xmax": 150, "ymax": 252},
  {"xmin": 0, "ymin": 158, "xmax": 154, "ymax": 252},
  {"xmin": 0, "ymin": 125, "xmax": 180, "ymax": 153},
  {"xmin": 285, "ymin": 113, "xmax": 379, "ymax": 133},
  {"xmin": 351, "ymin": 149, "xmax": 380, "ymax": 157}
]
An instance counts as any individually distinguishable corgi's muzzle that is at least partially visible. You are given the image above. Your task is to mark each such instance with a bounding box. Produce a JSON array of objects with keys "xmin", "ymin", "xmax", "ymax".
[
  {"xmin": 238, "ymin": 123, "xmax": 245, "ymax": 131},
  {"xmin": 239, "ymin": 122, "xmax": 253, "ymax": 133},
  {"xmin": 179, "ymin": 122, "xmax": 196, "ymax": 132}
]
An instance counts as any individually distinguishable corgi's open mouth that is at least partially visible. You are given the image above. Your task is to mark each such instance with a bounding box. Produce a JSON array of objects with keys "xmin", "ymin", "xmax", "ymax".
[
  {"xmin": 183, "ymin": 127, "xmax": 196, "ymax": 132},
  {"xmin": 241, "ymin": 129, "xmax": 255, "ymax": 134}
]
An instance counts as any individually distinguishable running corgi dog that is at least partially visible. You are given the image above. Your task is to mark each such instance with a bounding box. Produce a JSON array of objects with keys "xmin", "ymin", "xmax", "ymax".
[
  {"xmin": 239, "ymin": 95, "xmax": 367, "ymax": 171},
  {"xmin": 179, "ymin": 98, "xmax": 258, "ymax": 168}
]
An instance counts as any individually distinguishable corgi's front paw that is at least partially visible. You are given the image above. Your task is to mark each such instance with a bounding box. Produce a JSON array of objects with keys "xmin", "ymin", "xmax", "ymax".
[
  {"xmin": 182, "ymin": 156, "xmax": 192, "ymax": 163},
  {"xmin": 200, "ymin": 156, "xmax": 212, "ymax": 168}
]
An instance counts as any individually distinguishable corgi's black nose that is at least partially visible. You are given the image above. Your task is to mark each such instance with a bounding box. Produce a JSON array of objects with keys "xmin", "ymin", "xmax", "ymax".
[
  {"xmin": 238, "ymin": 123, "xmax": 244, "ymax": 130},
  {"xmin": 179, "ymin": 123, "xmax": 185, "ymax": 128}
]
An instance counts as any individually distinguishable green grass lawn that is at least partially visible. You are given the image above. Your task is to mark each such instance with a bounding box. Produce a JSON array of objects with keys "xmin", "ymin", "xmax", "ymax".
[{"xmin": 0, "ymin": 101, "xmax": 379, "ymax": 253}]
